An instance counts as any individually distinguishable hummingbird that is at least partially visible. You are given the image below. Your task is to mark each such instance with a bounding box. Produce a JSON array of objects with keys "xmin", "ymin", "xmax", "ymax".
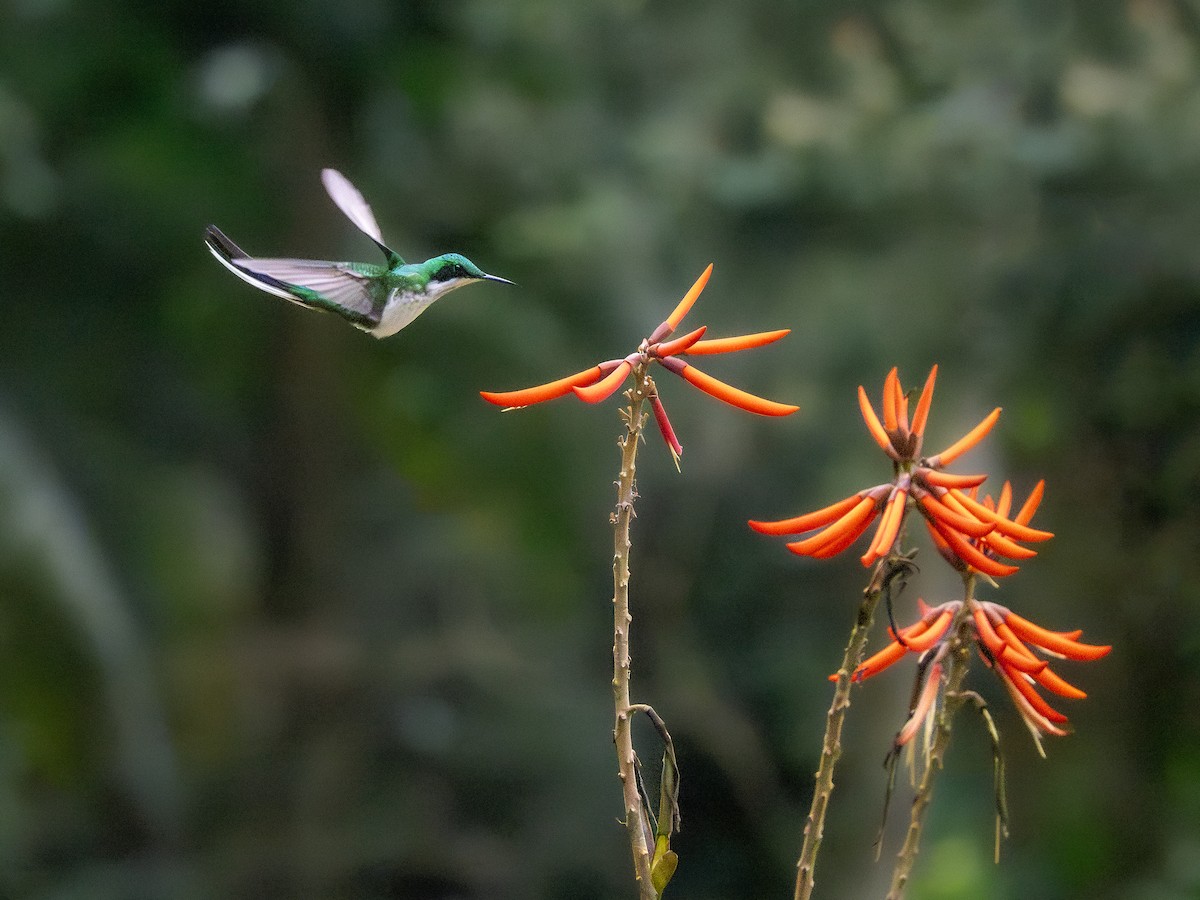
[{"xmin": 205, "ymin": 168, "xmax": 512, "ymax": 338}]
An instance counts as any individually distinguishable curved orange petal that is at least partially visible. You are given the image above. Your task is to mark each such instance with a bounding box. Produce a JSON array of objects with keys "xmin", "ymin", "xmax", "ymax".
[
  {"xmin": 998, "ymin": 661, "xmax": 1068, "ymax": 724},
  {"xmin": 683, "ymin": 329, "xmax": 791, "ymax": 355},
  {"xmin": 1015, "ymin": 480, "xmax": 1046, "ymax": 525},
  {"xmin": 981, "ymin": 530, "xmax": 1038, "ymax": 560},
  {"xmin": 930, "ymin": 519, "xmax": 1020, "ymax": 577},
  {"xmin": 861, "ymin": 488, "xmax": 908, "ymax": 566},
  {"xmin": 664, "ymin": 263, "xmax": 714, "ymax": 331},
  {"xmin": 897, "ymin": 662, "xmax": 943, "ymax": 747},
  {"xmin": 949, "ymin": 490, "xmax": 1054, "ymax": 542},
  {"xmin": 480, "ymin": 365, "xmax": 604, "ymax": 407},
  {"xmin": 858, "ymin": 385, "xmax": 893, "ymax": 454},
  {"xmin": 676, "ymin": 363, "xmax": 799, "ymax": 416},
  {"xmin": 928, "ymin": 407, "xmax": 1002, "ymax": 466},
  {"xmin": 901, "ymin": 609, "xmax": 954, "ymax": 652},
  {"xmin": 572, "ymin": 360, "xmax": 633, "ymax": 403},
  {"xmin": 917, "ymin": 494, "xmax": 995, "ymax": 538},
  {"xmin": 919, "ymin": 470, "xmax": 988, "ymax": 489},
  {"xmin": 882, "ymin": 367, "xmax": 900, "ymax": 431},
  {"xmin": 786, "ymin": 496, "xmax": 878, "ymax": 556},
  {"xmin": 748, "ymin": 494, "xmax": 863, "ymax": 535},
  {"xmin": 910, "ymin": 365, "xmax": 938, "ymax": 438},
  {"xmin": 1033, "ymin": 665, "xmax": 1087, "ymax": 700},
  {"xmin": 1003, "ymin": 612, "xmax": 1112, "ymax": 660},
  {"xmin": 653, "ymin": 325, "xmax": 708, "ymax": 358}
]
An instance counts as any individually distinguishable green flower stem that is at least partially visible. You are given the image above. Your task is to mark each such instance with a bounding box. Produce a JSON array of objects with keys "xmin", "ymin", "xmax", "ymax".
[
  {"xmin": 612, "ymin": 363, "xmax": 656, "ymax": 899},
  {"xmin": 794, "ymin": 558, "xmax": 901, "ymax": 900},
  {"xmin": 885, "ymin": 577, "xmax": 977, "ymax": 900}
]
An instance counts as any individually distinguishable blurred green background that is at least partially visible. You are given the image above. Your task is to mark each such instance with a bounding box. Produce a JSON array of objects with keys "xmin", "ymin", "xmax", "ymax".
[{"xmin": 2, "ymin": 0, "xmax": 1199, "ymax": 897}]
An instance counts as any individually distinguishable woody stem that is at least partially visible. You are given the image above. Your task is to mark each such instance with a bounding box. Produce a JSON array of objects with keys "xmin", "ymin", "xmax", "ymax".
[
  {"xmin": 794, "ymin": 556, "xmax": 901, "ymax": 900},
  {"xmin": 612, "ymin": 363, "xmax": 656, "ymax": 899},
  {"xmin": 885, "ymin": 576, "xmax": 977, "ymax": 900}
]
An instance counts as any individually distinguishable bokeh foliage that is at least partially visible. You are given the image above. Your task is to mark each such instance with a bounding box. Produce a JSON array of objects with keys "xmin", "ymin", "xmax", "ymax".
[{"xmin": 1, "ymin": 0, "xmax": 1199, "ymax": 897}]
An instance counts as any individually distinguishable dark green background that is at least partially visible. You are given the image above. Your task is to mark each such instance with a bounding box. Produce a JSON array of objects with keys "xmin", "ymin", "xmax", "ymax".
[{"xmin": 1, "ymin": 1, "xmax": 1197, "ymax": 897}]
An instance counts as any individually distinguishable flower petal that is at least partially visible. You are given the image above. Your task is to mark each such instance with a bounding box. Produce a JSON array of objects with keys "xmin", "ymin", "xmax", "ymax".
[
  {"xmin": 917, "ymin": 494, "xmax": 995, "ymax": 538},
  {"xmin": 858, "ymin": 385, "xmax": 896, "ymax": 456},
  {"xmin": 1015, "ymin": 480, "xmax": 1046, "ymax": 526},
  {"xmin": 653, "ymin": 325, "xmax": 708, "ymax": 358},
  {"xmin": 683, "ymin": 329, "xmax": 791, "ymax": 355},
  {"xmin": 673, "ymin": 362, "xmax": 799, "ymax": 416},
  {"xmin": 861, "ymin": 488, "xmax": 908, "ymax": 566},
  {"xmin": 910, "ymin": 365, "xmax": 938, "ymax": 438},
  {"xmin": 882, "ymin": 367, "xmax": 900, "ymax": 431},
  {"xmin": 664, "ymin": 263, "xmax": 713, "ymax": 331},
  {"xmin": 897, "ymin": 661, "xmax": 943, "ymax": 747},
  {"xmin": 927, "ymin": 407, "xmax": 1002, "ymax": 467},
  {"xmin": 918, "ymin": 470, "xmax": 988, "ymax": 489},
  {"xmin": 649, "ymin": 389, "xmax": 683, "ymax": 470},
  {"xmin": 1003, "ymin": 612, "xmax": 1112, "ymax": 660},
  {"xmin": 949, "ymin": 490, "xmax": 1054, "ymax": 542},
  {"xmin": 930, "ymin": 519, "xmax": 1020, "ymax": 577},
  {"xmin": 786, "ymin": 496, "xmax": 878, "ymax": 556},
  {"xmin": 480, "ymin": 365, "xmax": 605, "ymax": 407},
  {"xmin": 748, "ymin": 493, "xmax": 864, "ymax": 535},
  {"xmin": 572, "ymin": 360, "xmax": 633, "ymax": 403}
]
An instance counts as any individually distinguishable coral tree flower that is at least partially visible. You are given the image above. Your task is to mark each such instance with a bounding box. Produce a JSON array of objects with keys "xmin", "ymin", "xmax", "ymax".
[
  {"xmin": 842, "ymin": 598, "xmax": 1111, "ymax": 752},
  {"xmin": 480, "ymin": 265, "xmax": 799, "ymax": 463},
  {"xmin": 749, "ymin": 366, "xmax": 1052, "ymax": 575}
]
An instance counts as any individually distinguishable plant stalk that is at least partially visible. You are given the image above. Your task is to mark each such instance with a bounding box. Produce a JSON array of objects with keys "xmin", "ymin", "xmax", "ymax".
[
  {"xmin": 885, "ymin": 578, "xmax": 976, "ymax": 900},
  {"xmin": 612, "ymin": 364, "xmax": 656, "ymax": 899},
  {"xmin": 794, "ymin": 557, "xmax": 902, "ymax": 900}
]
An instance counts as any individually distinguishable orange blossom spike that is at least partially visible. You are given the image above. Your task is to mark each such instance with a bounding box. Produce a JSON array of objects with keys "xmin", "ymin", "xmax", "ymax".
[
  {"xmin": 480, "ymin": 365, "xmax": 605, "ymax": 408},
  {"xmin": 663, "ymin": 263, "xmax": 713, "ymax": 331},
  {"xmin": 683, "ymin": 329, "xmax": 791, "ymax": 355},
  {"xmin": 676, "ymin": 363, "xmax": 799, "ymax": 416}
]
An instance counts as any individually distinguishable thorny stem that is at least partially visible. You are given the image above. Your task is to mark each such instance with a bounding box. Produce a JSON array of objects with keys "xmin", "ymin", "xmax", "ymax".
[
  {"xmin": 794, "ymin": 554, "xmax": 913, "ymax": 900},
  {"xmin": 612, "ymin": 362, "xmax": 656, "ymax": 899},
  {"xmin": 885, "ymin": 575, "xmax": 977, "ymax": 900}
]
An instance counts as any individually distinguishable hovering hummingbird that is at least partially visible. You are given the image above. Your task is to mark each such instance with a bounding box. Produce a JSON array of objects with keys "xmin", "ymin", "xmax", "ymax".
[{"xmin": 205, "ymin": 169, "xmax": 512, "ymax": 338}]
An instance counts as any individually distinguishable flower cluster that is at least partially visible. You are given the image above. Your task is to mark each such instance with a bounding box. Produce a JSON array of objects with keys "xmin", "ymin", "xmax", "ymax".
[
  {"xmin": 846, "ymin": 598, "xmax": 1111, "ymax": 752},
  {"xmin": 480, "ymin": 265, "xmax": 799, "ymax": 464},
  {"xmin": 749, "ymin": 366, "xmax": 1052, "ymax": 576}
]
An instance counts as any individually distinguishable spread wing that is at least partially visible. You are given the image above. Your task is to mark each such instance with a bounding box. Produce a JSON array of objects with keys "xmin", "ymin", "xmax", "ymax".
[
  {"xmin": 321, "ymin": 168, "xmax": 403, "ymax": 266},
  {"xmin": 205, "ymin": 225, "xmax": 384, "ymax": 330}
]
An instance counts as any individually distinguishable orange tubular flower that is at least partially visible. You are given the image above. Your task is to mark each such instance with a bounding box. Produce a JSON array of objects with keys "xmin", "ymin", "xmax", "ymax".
[
  {"xmin": 750, "ymin": 365, "xmax": 1049, "ymax": 575},
  {"xmin": 480, "ymin": 264, "xmax": 798, "ymax": 461},
  {"xmin": 844, "ymin": 599, "xmax": 1110, "ymax": 752}
]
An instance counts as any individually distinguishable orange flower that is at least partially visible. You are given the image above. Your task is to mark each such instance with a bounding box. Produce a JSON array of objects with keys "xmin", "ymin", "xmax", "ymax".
[
  {"xmin": 480, "ymin": 265, "xmax": 798, "ymax": 463},
  {"xmin": 839, "ymin": 599, "xmax": 1111, "ymax": 751},
  {"xmin": 749, "ymin": 365, "xmax": 1050, "ymax": 575}
]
